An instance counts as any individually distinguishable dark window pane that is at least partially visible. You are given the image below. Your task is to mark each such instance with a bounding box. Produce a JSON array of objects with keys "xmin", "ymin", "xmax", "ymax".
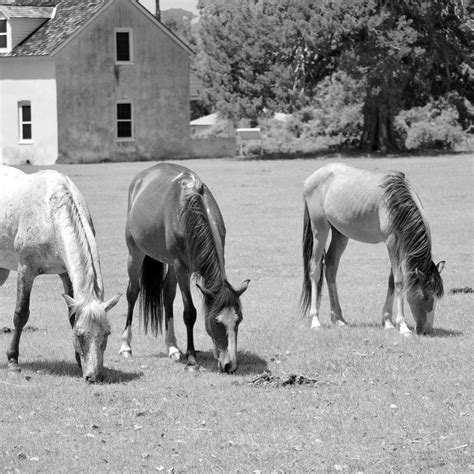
[
  {"xmin": 22, "ymin": 105, "xmax": 31, "ymax": 122},
  {"xmin": 116, "ymin": 32, "xmax": 130, "ymax": 61},
  {"xmin": 0, "ymin": 36, "xmax": 6, "ymax": 48},
  {"xmin": 117, "ymin": 103, "xmax": 131, "ymax": 120},
  {"xmin": 0, "ymin": 20, "xmax": 6, "ymax": 34},
  {"xmin": 22, "ymin": 124, "xmax": 32, "ymax": 140},
  {"xmin": 117, "ymin": 121, "xmax": 132, "ymax": 138}
]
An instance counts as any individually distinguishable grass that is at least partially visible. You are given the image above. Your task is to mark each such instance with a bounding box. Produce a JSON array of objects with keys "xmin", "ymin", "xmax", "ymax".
[{"xmin": 0, "ymin": 154, "xmax": 473, "ymax": 472}]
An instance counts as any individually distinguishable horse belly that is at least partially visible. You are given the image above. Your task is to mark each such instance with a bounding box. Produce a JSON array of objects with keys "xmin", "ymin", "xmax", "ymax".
[
  {"xmin": 127, "ymin": 209, "xmax": 178, "ymax": 265},
  {"xmin": 325, "ymin": 190, "xmax": 385, "ymax": 244}
]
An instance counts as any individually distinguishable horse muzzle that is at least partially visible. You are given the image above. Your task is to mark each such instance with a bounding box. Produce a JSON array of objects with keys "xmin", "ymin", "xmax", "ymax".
[{"xmin": 217, "ymin": 352, "xmax": 237, "ymax": 374}]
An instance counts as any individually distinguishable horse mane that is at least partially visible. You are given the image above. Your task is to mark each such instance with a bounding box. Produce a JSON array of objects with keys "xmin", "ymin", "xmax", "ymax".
[
  {"xmin": 201, "ymin": 280, "xmax": 242, "ymax": 321},
  {"xmin": 180, "ymin": 177, "xmax": 223, "ymax": 294},
  {"xmin": 69, "ymin": 299, "xmax": 111, "ymax": 334},
  {"xmin": 382, "ymin": 174, "xmax": 443, "ymax": 297},
  {"xmin": 180, "ymin": 176, "xmax": 240, "ymax": 317},
  {"xmin": 55, "ymin": 180, "xmax": 104, "ymax": 303}
]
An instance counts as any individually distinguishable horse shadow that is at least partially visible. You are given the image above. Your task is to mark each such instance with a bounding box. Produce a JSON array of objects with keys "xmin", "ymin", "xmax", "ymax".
[
  {"xmin": 191, "ymin": 349, "xmax": 269, "ymax": 376},
  {"xmin": 335, "ymin": 322, "xmax": 463, "ymax": 338},
  {"xmin": 14, "ymin": 360, "xmax": 143, "ymax": 384}
]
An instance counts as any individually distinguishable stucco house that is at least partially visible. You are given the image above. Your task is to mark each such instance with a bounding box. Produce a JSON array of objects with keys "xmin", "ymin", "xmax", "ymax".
[{"xmin": 0, "ymin": 0, "xmax": 193, "ymax": 165}]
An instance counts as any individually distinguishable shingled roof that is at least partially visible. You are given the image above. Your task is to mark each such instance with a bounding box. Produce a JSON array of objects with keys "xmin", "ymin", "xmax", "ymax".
[{"xmin": 0, "ymin": 0, "xmax": 108, "ymax": 57}]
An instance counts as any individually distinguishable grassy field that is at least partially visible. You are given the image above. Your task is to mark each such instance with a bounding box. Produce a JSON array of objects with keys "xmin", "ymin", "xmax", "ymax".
[{"xmin": 0, "ymin": 154, "xmax": 472, "ymax": 473}]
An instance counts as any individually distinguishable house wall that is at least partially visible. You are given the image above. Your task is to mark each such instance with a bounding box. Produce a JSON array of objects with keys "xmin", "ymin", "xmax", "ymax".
[
  {"xmin": 54, "ymin": 0, "xmax": 191, "ymax": 163},
  {"xmin": 0, "ymin": 57, "xmax": 57, "ymax": 165}
]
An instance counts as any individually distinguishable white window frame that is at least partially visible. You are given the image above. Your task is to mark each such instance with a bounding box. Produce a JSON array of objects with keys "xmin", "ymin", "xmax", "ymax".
[
  {"xmin": 0, "ymin": 17, "xmax": 10, "ymax": 52},
  {"xmin": 116, "ymin": 100, "xmax": 134, "ymax": 142},
  {"xmin": 18, "ymin": 101, "xmax": 33, "ymax": 144},
  {"xmin": 115, "ymin": 28, "xmax": 133, "ymax": 64}
]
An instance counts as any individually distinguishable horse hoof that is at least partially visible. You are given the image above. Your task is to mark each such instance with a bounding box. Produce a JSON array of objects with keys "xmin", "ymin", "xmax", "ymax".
[
  {"xmin": 168, "ymin": 348, "xmax": 181, "ymax": 362},
  {"xmin": 121, "ymin": 350, "xmax": 132, "ymax": 359},
  {"xmin": 184, "ymin": 363, "xmax": 200, "ymax": 373},
  {"xmin": 7, "ymin": 362, "xmax": 21, "ymax": 373},
  {"xmin": 335, "ymin": 320, "xmax": 348, "ymax": 327},
  {"xmin": 401, "ymin": 331, "xmax": 412, "ymax": 337},
  {"xmin": 310, "ymin": 319, "xmax": 322, "ymax": 330}
]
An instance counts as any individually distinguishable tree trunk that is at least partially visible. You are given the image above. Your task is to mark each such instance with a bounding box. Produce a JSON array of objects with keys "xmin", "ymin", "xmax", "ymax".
[{"xmin": 360, "ymin": 71, "xmax": 399, "ymax": 153}]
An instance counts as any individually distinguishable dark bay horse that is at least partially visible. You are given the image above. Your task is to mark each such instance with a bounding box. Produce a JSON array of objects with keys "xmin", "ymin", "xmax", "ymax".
[
  {"xmin": 300, "ymin": 163, "xmax": 444, "ymax": 335},
  {"xmin": 119, "ymin": 163, "xmax": 249, "ymax": 373},
  {"xmin": 0, "ymin": 165, "xmax": 121, "ymax": 382}
]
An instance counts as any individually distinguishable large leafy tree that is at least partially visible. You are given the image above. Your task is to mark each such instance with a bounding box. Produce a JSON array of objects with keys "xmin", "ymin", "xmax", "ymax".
[
  {"xmin": 350, "ymin": 0, "xmax": 473, "ymax": 151},
  {"xmin": 195, "ymin": 0, "xmax": 473, "ymax": 150}
]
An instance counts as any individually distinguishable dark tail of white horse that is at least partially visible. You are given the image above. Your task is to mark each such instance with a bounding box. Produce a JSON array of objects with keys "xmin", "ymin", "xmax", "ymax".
[
  {"xmin": 139, "ymin": 256, "xmax": 165, "ymax": 335},
  {"xmin": 300, "ymin": 201, "xmax": 324, "ymax": 317}
]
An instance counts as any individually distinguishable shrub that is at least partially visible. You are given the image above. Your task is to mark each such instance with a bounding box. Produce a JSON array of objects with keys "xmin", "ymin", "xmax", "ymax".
[
  {"xmin": 258, "ymin": 71, "xmax": 365, "ymax": 154},
  {"xmin": 395, "ymin": 99, "xmax": 466, "ymax": 150}
]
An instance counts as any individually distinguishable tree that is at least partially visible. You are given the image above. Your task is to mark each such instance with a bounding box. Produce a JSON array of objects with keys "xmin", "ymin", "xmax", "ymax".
[
  {"xmin": 349, "ymin": 0, "xmax": 473, "ymax": 152},
  {"xmin": 195, "ymin": 0, "xmax": 473, "ymax": 150},
  {"xmin": 161, "ymin": 8, "xmax": 197, "ymax": 48},
  {"xmin": 195, "ymin": 1, "xmax": 345, "ymax": 120}
]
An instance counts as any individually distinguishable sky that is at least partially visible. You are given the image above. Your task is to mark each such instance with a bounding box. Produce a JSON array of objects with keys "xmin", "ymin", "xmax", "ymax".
[{"xmin": 140, "ymin": 0, "xmax": 199, "ymax": 16}]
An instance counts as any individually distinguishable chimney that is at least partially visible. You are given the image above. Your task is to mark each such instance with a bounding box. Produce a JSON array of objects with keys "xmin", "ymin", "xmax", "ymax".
[{"xmin": 155, "ymin": 0, "xmax": 160, "ymax": 21}]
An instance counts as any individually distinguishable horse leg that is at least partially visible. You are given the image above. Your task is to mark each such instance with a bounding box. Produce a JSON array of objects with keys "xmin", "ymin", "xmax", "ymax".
[
  {"xmin": 6, "ymin": 263, "xmax": 35, "ymax": 371},
  {"xmin": 382, "ymin": 269, "xmax": 396, "ymax": 329},
  {"xmin": 0, "ymin": 268, "xmax": 10, "ymax": 287},
  {"xmin": 175, "ymin": 263, "xmax": 198, "ymax": 366},
  {"xmin": 325, "ymin": 227, "xmax": 348, "ymax": 326},
  {"xmin": 120, "ymin": 250, "xmax": 144, "ymax": 357},
  {"xmin": 386, "ymin": 240, "xmax": 411, "ymax": 336},
  {"xmin": 164, "ymin": 266, "xmax": 181, "ymax": 361},
  {"xmin": 59, "ymin": 272, "xmax": 81, "ymax": 367},
  {"xmin": 309, "ymin": 221, "xmax": 330, "ymax": 329}
]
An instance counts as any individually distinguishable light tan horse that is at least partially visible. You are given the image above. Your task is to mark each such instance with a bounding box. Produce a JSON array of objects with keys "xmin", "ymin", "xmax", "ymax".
[
  {"xmin": 300, "ymin": 163, "xmax": 444, "ymax": 335},
  {"xmin": 0, "ymin": 165, "xmax": 121, "ymax": 382},
  {"xmin": 119, "ymin": 163, "xmax": 249, "ymax": 373}
]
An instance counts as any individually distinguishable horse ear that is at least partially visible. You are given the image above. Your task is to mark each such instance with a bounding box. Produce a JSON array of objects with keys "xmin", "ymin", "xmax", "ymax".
[
  {"xmin": 102, "ymin": 293, "xmax": 122, "ymax": 312},
  {"xmin": 196, "ymin": 283, "xmax": 213, "ymax": 298},
  {"xmin": 63, "ymin": 294, "xmax": 77, "ymax": 308},
  {"xmin": 235, "ymin": 279, "xmax": 250, "ymax": 297},
  {"xmin": 436, "ymin": 261, "xmax": 446, "ymax": 274}
]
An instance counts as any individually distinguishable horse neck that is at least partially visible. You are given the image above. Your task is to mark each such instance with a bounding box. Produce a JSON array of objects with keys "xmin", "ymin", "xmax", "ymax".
[{"xmin": 56, "ymin": 184, "xmax": 104, "ymax": 302}]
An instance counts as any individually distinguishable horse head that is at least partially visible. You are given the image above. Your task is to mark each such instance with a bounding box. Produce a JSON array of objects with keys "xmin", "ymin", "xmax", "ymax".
[
  {"xmin": 64, "ymin": 294, "xmax": 121, "ymax": 382},
  {"xmin": 407, "ymin": 261, "xmax": 445, "ymax": 335},
  {"xmin": 198, "ymin": 279, "xmax": 250, "ymax": 373}
]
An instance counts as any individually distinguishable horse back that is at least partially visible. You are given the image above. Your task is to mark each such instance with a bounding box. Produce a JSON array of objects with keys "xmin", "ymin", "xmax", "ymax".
[{"xmin": 0, "ymin": 167, "xmax": 85, "ymax": 272}]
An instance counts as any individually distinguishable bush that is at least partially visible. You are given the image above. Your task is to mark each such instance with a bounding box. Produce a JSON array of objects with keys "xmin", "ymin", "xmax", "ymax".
[
  {"xmin": 258, "ymin": 71, "xmax": 365, "ymax": 154},
  {"xmin": 395, "ymin": 99, "xmax": 466, "ymax": 150}
]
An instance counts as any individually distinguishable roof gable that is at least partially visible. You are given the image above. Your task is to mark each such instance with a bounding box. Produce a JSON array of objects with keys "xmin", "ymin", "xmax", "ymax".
[
  {"xmin": 0, "ymin": 0, "xmax": 193, "ymax": 57},
  {"xmin": 1, "ymin": 0, "xmax": 107, "ymax": 56}
]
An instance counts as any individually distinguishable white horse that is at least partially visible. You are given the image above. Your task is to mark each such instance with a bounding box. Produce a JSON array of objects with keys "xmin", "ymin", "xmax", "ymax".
[
  {"xmin": 0, "ymin": 165, "xmax": 121, "ymax": 382},
  {"xmin": 300, "ymin": 163, "xmax": 444, "ymax": 335}
]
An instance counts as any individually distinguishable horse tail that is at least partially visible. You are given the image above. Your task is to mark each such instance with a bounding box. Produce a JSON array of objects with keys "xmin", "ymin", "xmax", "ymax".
[
  {"xmin": 139, "ymin": 255, "xmax": 165, "ymax": 336},
  {"xmin": 300, "ymin": 200, "xmax": 314, "ymax": 317}
]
